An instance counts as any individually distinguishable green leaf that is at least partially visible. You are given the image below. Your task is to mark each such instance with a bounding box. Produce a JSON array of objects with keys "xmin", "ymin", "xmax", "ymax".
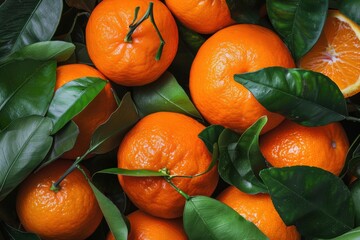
[
  {"xmin": 183, "ymin": 196, "xmax": 268, "ymax": 240},
  {"xmin": 339, "ymin": 0, "xmax": 360, "ymax": 25},
  {"xmin": 260, "ymin": 166, "xmax": 354, "ymax": 238},
  {"xmin": 88, "ymin": 181, "xmax": 128, "ymax": 240},
  {"xmin": 132, "ymin": 71, "xmax": 202, "ymax": 120},
  {"xmin": 198, "ymin": 125, "xmax": 225, "ymax": 153},
  {"xmin": 0, "ymin": 116, "xmax": 53, "ymax": 201},
  {"xmin": 266, "ymin": 0, "xmax": 328, "ymax": 60},
  {"xmin": 340, "ymin": 134, "xmax": 360, "ymax": 177},
  {"xmin": 73, "ymin": 42, "xmax": 93, "ymax": 65},
  {"xmin": 95, "ymin": 168, "xmax": 169, "ymax": 177},
  {"xmin": 0, "ymin": 41, "xmax": 75, "ymax": 65},
  {"xmin": 89, "ymin": 92, "xmax": 140, "ymax": 154},
  {"xmin": 2, "ymin": 223, "xmax": 41, "ymax": 240},
  {"xmin": 40, "ymin": 121, "xmax": 79, "ymax": 169},
  {"xmin": 350, "ymin": 179, "xmax": 360, "ymax": 227},
  {"xmin": 235, "ymin": 67, "xmax": 348, "ymax": 126},
  {"xmin": 0, "ymin": 0, "xmax": 63, "ymax": 60},
  {"xmin": 47, "ymin": 77, "xmax": 107, "ymax": 134},
  {"xmin": 0, "ymin": 60, "xmax": 56, "ymax": 129},
  {"xmin": 218, "ymin": 117, "xmax": 268, "ymax": 194}
]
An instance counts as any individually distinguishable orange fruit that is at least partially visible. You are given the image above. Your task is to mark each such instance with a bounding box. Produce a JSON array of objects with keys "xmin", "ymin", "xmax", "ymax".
[
  {"xmin": 299, "ymin": 10, "xmax": 360, "ymax": 98},
  {"xmin": 164, "ymin": 0, "xmax": 234, "ymax": 34},
  {"xmin": 189, "ymin": 24, "xmax": 295, "ymax": 134},
  {"xmin": 86, "ymin": 0, "xmax": 179, "ymax": 86},
  {"xmin": 217, "ymin": 186, "xmax": 300, "ymax": 240},
  {"xmin": 106, "ymin": 210, "xmax": 187, "ymax": 240},
  {"xmin": 55, "ymin": 64, "xmax": 117, "ymax": 160},
  {"xmin": 16, "ymin": 159, "xmax": 103, "ymax": 240},
  {"xmin": 117, "ymin": 112, "xmax": 219, "ymax": 219},
  {"xmin": 259, "ymin": 119, "xmax": 349, "ymax": 176}
]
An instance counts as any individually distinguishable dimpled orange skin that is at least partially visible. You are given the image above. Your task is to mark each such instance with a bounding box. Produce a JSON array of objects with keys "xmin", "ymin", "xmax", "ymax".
[
  {"xmin": 16, "ymin": 160, "xmax": 103, "ymax": 240},
  {"xmin": 56, "ymin": 64, "xmax": 117, "ymax": 159},
  {"xmin": 106, "ymin": 210, "xmax": 187, "ymax": 240},
  {"xmin": 190, "ymin": 24, "xmax": 295, "ymax": 134},
  {"xmin": 86, "ymin": 0, "xmax": 179, "ymax": 86},
  {"xmin": 118, "ymin": 112, "xmax": 219, "ymax": 219},
  {"xmin": 217, "ymin": 186, "xmax": 301, "ymax": 240},
  {"xmin": 260, "ymin": 120, "xmax": 349, "ymax": 176},
  {"xmin": 164, "ymin": 0, "xmax": 234, "ymax": 34}
]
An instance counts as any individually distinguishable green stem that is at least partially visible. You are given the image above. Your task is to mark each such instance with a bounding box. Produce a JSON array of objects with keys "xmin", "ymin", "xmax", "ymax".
[
  {"xmin": 50, "ymin": 149, "xmax": 91, "ymax": 192},
  {"xmin": 164, "ymin": 177, "xmax": 190, "ymax": 200},
  {"xmin": 124, "ymin": 2, "xmax": 165, "ymax": 60},
  {"xmin": 346, "ymin": 116, "xmax": 360, "ymax": 122}
]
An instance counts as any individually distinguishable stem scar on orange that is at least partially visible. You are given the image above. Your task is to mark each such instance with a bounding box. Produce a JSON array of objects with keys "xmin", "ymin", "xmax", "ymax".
[
  {"xmin": 86, "ymin": 0, "xmax": 179, "ymax": 87},
  {"xmin": 190, "ymin": 24, "xmax": 295, "ymax": 134},
  {"xmin": 16, "ymin": 160, "xmax": 103, "ymax": 240},
  {"xmin": 55, "ymin": 64, "xmax": 117, "ymax": 160},
  {"xmin": 117, "ymin": 112, "xmax": 219, "ymax": 219}
]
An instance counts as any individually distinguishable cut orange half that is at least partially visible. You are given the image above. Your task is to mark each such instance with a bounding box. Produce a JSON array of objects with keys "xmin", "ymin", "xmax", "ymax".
[{"xmin": 299, "ymin": 10, "xmax": 360, "ymax": 98}]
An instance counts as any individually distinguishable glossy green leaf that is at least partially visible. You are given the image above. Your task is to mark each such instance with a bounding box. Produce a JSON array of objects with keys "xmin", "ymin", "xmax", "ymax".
[
  {"xmin": 0, "ymin": 41, "xmax": 75, "ymax": 65},
  {"xmin": 235, "ymin": 67, "xmax": 348, "ymax": 126},
  {"xmin": 95, "ymin": 168, "xmax": 169, "ymax": 177},
  {"xmin": 132, "ymin": 71, "xmax": 202, "ymax": 120},
  {"xmin": 0, "ymin": 60, "xmax": 56, "ymax": 129},
  {"xmin": 340, "ymin": 134, "xmax": 360, "ymax": 177},
  {"xmin": 198, "ymin": 125, "xmax": 225, "ymax": 153},
  {"xmin": 40, "ymin": 121, "xmax": 79, "ymax": 169},
  {"xmin": 339, "ymin": 0, "xmax": 360, "ymax": 25},
  {"xmin": 0, "ymin": 0, "xmax": 63, "ymax": 60},
  {"xmin": 350, "ymin": 179, "xmax": 360, "ymax": 227},
  {"xmin": 47, "ymin": 77, "xmax": 107, "ymax": 134},
  {"xmin": 266, "ymin": 0, "xmax": 328, "ymax": 60},
  {"xmin": 0, "ymin": 116, "xmax": 53, "ymax": 201},
  {"xmin": 218, "ymin": 117, "xmax": 268, "ymax": 194},
  {"xmin": 260, "ymin": 166, "xmax": 354, "ymax": 238},
  {"xmin": 183, "ymin": 196, "xmax": 268, "ymax": 240},
  {"xmin": 89, "ymin": 92, "xmax": 139, "ymax": 154},
  {"xmin": 88, "ymin": 181, "xmax": 128, "ymax": 240},
  {"xmin": 2, "ymin": 223, "xmax": 41, "ymax": 240}
]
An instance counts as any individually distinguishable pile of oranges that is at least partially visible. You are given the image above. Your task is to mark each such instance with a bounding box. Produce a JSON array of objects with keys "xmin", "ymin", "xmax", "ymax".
[{"xmin": 8, "ymin": 0, "xmax": 360, "ymax": 239}]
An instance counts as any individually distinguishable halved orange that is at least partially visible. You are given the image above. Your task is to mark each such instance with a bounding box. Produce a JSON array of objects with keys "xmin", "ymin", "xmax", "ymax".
[{"xmin": 299, "ymin": 10, "xmax": 360, "ymax": 98}]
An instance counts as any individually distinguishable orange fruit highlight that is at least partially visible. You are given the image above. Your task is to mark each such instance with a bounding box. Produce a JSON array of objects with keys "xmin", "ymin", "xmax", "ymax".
[
  {"xmin": 299, "ymin": 10, "xmax": 360, "ymax": 98},
  {"xmin": 164, "ymin": 0, "xmax": 234, "ymax": 34},
  {"xmin": 56, "ymin": 64, "xmax": 117, "ymax": 160},
  {"xmin": 260, "ymin": 120, "xmax": 349, "ymax": 176},
  {"xmin": 106, "ymin": 210, "xmax": 187, "ymax": 240},
  {"xmin": 16, "ymin": 160, "xmax": 103, "ymax": 240},
  {"xmin": 86, "ymin": 0, "xmax": 179, "ymax": 86},
  {"xmin": 190, "ymin": 24, "xmax": 295, "ymax": 134},
  {"xmin": 117, "ymin": 112, "xmax": 219, "ymax": 219},
  {"xmin": 217, "ymin": 186, "xmax": 300, "ymax": 240}
]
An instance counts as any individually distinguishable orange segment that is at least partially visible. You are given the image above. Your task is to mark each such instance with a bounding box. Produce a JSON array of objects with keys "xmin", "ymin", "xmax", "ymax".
[{"xmin": 300, "ymin": 10, "xmax": 360, "ymax": 97}]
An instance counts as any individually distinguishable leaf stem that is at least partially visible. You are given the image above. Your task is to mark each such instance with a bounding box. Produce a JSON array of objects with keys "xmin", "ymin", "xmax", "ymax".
[
  {"xmin": 164, "ymin": 177, "xmax": 190, "ymax": 200},
  {"xmin": 50, "ymin": 149, "xmax": 91, "ymax": 191},
  {"xmin": 123, "ymin": 2, "xmax": 165, "ymax": 61},
  {"xmin": 345, "ymin": 116, "xmax": 360, "ymax": 122}
]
